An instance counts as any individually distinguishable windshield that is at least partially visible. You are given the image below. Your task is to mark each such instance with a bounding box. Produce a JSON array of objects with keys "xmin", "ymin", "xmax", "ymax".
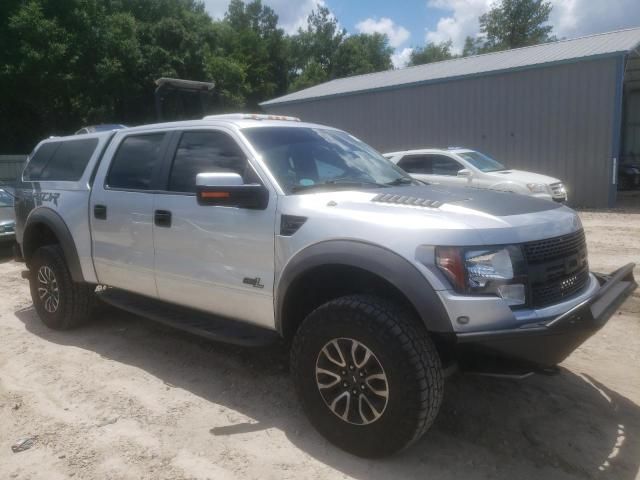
[
  {"xmin": 242, "ymin": 127, "xmax": 411, "ymax": 194},
  {"xmin": 457, "ymin": 151, "xmax": 506, "ymax": 172},
  {"xmin": 0, "ymin": 189, "xmax": 14, "ymax": 207}
]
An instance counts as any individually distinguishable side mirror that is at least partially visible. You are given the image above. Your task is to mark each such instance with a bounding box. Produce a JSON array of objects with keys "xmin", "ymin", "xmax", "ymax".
[
  {"xmin": 457, "ymin": 168, "xmax": 472, "ymax": 178},
  {"xmin": 195, "ymin": 172, "xmax": 268, "ymax": 210}
]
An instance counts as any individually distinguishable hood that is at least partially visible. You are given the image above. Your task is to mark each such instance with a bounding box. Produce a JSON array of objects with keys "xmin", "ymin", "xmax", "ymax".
[
  {"xmin": 280, "ymin": 184, "xmax": 579, "ymax": 247},
  {"xmin": 366, "ymin": 184, "xmax": 562, "ymax": 216},
  {"xmin": 485, "ymin": 169, "xmax": 561, "ymax": 185}
]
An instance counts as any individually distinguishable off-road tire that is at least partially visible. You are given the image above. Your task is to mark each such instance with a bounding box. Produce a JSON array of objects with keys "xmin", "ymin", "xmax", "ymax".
[
  {"xmin": 29, "ymin": 245, "xmax": 94, "ymax": 330},
  {"xmin": 290, "ymin": 294, "xmax": 444, "ymax": 458}
]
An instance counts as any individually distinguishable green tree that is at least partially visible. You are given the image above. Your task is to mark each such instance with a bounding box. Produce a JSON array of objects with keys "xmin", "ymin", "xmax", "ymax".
[
  {"xmin": 479, "ymin": 0, "xmax": 555, "ymax": 51},
  {"xmin": 289, "ymin": 60, "xmax": 329, "ymax": 92},
  {"xmin": 462, "ymin": 36, "xmax": 484, "ymax": 56},
  {"xmin": 224, "ymin": 0, "xmax": 289, "ymax": 107},
  {"xmin": 292, "ymin": 6, "xmax": 345, "ymax": 75},
  {"xmin": 333, "ymin": 33, "xmax": 393, "ymax": 78},
  {"xmin": 0, "ymin": 0, "xmax": 236, "ymax": 151},
  {"xmin": 408, "ymin": 40, "xmax": 455, "ymax": 66},
  {"xmin": 289, "ymin": 7, "xmax": 393, "ymax": 91}
]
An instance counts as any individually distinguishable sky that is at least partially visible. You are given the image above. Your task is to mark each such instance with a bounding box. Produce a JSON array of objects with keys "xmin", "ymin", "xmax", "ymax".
[{"xmin": 202, "ymin": 0, "xmax": 640, "ymax": 68}]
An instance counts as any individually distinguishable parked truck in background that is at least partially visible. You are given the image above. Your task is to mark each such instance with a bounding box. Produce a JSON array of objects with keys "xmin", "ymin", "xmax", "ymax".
[{"xmin": 14, "ymin": 114, "xmax": 636, "ymax": 458}]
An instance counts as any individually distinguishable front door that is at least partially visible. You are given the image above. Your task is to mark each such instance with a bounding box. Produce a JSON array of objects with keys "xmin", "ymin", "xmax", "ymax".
[
  {"xmin": 398, "ymin": 154, "xmax": 471, "ymax": 187},
  {"xmin": 90, "ymin": 132, "xmax": 170, "ymax": 297},
  {"xmin": 152, "ymin": 128, "xmax": 277, "ymax": 329}
]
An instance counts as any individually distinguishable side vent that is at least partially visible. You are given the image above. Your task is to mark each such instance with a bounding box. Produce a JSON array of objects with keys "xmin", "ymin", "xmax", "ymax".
[{"xmin": 280, "ymin": 215, "xmax": 307, "ymax": 236}]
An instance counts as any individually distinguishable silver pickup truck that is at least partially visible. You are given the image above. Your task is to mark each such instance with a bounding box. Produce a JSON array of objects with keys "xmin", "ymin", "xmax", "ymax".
[{"xmin": 14, "ymin": 114, "xmax": 636, "ymax": 458}]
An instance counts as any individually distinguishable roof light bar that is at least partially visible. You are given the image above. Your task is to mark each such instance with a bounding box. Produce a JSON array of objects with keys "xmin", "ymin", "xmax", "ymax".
[{"xmin": 203, "ymin": 113, "xmax": 300, "ymax": 122}]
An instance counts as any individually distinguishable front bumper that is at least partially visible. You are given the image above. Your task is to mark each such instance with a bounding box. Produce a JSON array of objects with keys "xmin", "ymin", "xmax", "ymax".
[{"xmin": 455, "ymin": 264, "xmax": 637, "ymax": 368}]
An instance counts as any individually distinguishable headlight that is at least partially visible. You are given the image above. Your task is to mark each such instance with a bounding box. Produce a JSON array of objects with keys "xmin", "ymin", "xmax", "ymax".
[
  {"xmin": 526, "ymin": 183, "xmax": 548, "ymax": 193},
  {"xmin": 436, "ymin": 245, "xmax": 527, "ymax": 306}
]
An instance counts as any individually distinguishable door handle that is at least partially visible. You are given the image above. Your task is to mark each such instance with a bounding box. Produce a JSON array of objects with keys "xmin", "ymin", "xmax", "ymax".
[
  {"xmin": 154, "ymin": 210, "xmax": 172, "ymax": 228},
  {"xmin": 94, "ymin": 204, "xmax": 107, "ymax": 220}
]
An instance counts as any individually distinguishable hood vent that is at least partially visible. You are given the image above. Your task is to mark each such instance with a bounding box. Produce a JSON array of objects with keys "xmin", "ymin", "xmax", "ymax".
[
  {"xmin": 372, "ymin": 193, "xmax": 444, "ymax": 208},
  {"xmin": 280, "ymin": 214, "xmax": 307, "ymax": 236}
]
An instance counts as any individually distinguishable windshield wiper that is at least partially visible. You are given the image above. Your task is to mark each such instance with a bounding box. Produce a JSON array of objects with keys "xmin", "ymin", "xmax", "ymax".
[
  {"xmin": 291, "ymin": 179, "xmax": 388, "ymax": 193},
  {"xmin": 385, "ymin": 177, "xmax": 414, "ymax": 186}
]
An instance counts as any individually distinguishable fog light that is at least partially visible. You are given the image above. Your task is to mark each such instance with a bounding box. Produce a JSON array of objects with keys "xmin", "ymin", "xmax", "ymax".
[{"xmin": 496, "ymin": 284, "xmax": 525, "ymax": 306}]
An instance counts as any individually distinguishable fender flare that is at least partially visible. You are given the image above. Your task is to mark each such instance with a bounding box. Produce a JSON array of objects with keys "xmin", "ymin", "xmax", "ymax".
[
  {"xmin": 23, "ymin": 207, "xmax": 85, "ymax": 283},
  {"xmin": 275, "ymin": 240, "xmax": 452, "ymax": 335}
]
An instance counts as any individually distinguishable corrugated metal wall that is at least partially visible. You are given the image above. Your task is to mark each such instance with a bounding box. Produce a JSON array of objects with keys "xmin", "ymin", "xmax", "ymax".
[{"xmin": 265, "ymin": 57, "xmax": 621, "ymax": 208}]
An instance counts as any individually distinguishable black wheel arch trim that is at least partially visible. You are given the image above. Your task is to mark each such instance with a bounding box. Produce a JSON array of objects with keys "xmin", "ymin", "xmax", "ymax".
[
  {"xmin": 23, "ymin": 207, "xmax": 85, "ymax": 283},
  {"xmin": 275, "ymin": 239, "xmax": 452, "ymax": 335}
]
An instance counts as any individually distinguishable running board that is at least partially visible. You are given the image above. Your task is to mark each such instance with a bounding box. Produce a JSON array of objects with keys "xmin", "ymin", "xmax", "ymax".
[{"xmin": 97, "ymin": 288, "xmax": 279, "ymax": 347}]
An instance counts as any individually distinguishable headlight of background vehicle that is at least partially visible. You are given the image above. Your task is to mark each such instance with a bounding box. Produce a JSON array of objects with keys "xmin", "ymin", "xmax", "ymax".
[
  {"xmin": 526, "ymin": 183, "xmax": 549, "ymax": 194},
  {"xmin": 436, "ymin": 245, "xmax": 527, "ymax": 306}
]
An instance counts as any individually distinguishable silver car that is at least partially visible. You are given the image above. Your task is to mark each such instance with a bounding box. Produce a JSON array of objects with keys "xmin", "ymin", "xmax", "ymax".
[{"xmin": 0, "ymin": 187, "xmax": 15, "ymax": 243}]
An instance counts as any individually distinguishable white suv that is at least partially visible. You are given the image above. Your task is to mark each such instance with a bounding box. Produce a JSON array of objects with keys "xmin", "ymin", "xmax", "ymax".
[{"xmin": 384, "ymin": 148, "xmax": 567, "ymax": 202}]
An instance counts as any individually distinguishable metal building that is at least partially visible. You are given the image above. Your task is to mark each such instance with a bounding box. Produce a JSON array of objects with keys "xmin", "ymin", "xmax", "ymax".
[{"xmin": 261, "ymin": 28, "xmax": 640, "ymax": 208}]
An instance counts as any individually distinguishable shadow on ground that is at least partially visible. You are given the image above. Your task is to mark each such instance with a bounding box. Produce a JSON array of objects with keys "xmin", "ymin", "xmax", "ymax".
[
  {"xmin": 14, "ymin": 305, "xmax": 640, "ymax": 480},
  {"xmin": 0, "ymin": 242, "xmax": 15, "ymax": 263}
]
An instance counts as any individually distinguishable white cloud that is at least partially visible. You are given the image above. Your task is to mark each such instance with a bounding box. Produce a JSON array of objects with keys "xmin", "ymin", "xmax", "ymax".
[
  {"xmin": 201, "ymin": 0, "xmax": 227, "ymax": 20},
  {"xmin": 425, "ymin": 0, "xmax": 492, "ymax": 54},
  {"xmin": 425, "ymin": 0, "xmax": 640, "ymax": 55},
  {"xmin": 355, "ymin": 17, "xmax": 411, "ymax": 48},
  {"xmin": 201, "ymin": 0, "xmax": 324, "ymax": 34},
  {"xmin": 392, "ymin": 47, "xmax": 413, "ymax": 68},
  {"xmin": 548, "ymin": 0, "xmax": 640, "ymax": 39}
]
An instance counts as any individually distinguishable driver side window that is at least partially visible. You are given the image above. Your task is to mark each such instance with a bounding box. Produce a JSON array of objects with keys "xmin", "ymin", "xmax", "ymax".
[
  {"xmin": 427, "ymin": 155, "xmax": 463, "ymax": 176},
  {"xmin": 168, "ymin": 130, "xmax": 249, "ymax": 193}
]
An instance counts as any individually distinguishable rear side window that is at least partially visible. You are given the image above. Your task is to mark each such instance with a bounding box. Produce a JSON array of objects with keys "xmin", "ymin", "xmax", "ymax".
[
  {"xmin": 24, "ymin": 138, "xmax": 98, "ymax": 181},
  {"xmin": 107, "ymin": 134, "xmax": 165, "ymax": 190},
  {"xmin": 168, "ymin": 131, "xmax": 247, "ymax": 193}
]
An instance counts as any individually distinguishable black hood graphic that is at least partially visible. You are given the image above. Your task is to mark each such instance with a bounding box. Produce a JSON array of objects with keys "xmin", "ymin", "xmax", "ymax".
[{"xmin": 375, "ymin": 184, "xmax": 563, "ymax": 217}]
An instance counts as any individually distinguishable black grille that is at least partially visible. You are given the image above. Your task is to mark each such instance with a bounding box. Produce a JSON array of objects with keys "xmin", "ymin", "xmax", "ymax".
[
  {"xmin": 531, "ymin": 267, "xmax": 590, "ymax": 308},
  {"xmin": 523, "ymin": 229, "xmax": 590, "ymax": 308},
  {"xmin": 523, "ymin": 229, "xmax": 586, "ymax": 264}
]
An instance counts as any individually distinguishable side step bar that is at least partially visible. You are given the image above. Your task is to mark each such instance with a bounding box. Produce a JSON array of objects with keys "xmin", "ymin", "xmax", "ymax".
[{"xmin": 98, "ymin": 288, "xmax": 279, "ymax": 347}]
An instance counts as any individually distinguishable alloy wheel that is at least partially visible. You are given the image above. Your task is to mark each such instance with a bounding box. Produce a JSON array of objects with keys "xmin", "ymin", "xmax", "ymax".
[
  {"xmin": 315, "ymin": 338, "xmax": 389, "ymax": 425},
  {"xmin": 37, "ymin": 265, "xmax": 60, "ymax": 313}
]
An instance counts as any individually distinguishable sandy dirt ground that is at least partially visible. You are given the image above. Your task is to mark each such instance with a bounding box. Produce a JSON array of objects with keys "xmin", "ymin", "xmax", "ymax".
[{"xmin": 1, "ymin": 203, "xmax": 639, "ymax": 480}]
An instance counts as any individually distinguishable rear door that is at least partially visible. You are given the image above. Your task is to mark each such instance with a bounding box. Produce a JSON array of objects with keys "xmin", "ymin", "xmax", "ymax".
[
  {"xmin": 90, "ymin": 132, "xmax": 171, "ymax": 297},
  {"xmin": 151, "ymin": 128, "xmax": 277, "ymax": 328}
]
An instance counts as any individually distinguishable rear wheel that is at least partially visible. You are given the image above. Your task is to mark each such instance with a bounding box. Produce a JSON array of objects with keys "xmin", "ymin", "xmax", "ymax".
[
  {"xmin": 290, "ymin": 295, "xmax": 444, "ymax": 458},
  {"xmin": 29, "ymin": 245, "xmax": 94, "ymax": 330}
]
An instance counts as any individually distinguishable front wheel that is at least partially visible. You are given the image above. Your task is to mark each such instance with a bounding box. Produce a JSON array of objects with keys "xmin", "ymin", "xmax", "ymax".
[
  {"xmin": 290, "ymin": 295, "xmax": 444, "ymax": 458},
  {"xmin": 29, "ymin": 245, "xmax": 94, "ymax": 330}
]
